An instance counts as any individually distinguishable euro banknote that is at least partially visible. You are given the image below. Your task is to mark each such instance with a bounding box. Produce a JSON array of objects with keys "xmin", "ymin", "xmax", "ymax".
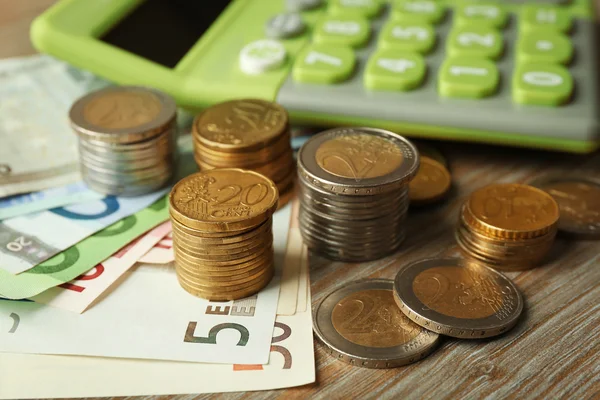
[
  {"xmin": 0, "ymin": 181, "xmax": 103, "ymax": 220},
  {"xmin": 0, "ymin": 203, "xmax": 291, "ymax": 364},
  {"xmin": 0, "ymin": 55, "xmax": 109, "ymax": 198},
  {"xmin": 32, "ymin": 221, "xmax": 173, "ymax": 313}
]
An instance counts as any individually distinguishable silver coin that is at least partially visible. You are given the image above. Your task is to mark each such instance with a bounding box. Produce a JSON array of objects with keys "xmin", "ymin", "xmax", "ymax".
[
  {"xmin": 314, "ymin": 279, "xmax": 440, "ymax": 368},
  {"xmin": 393, "ymin": 258, "xmax": 523, "ymax": 339},
  {"xmin": 70, "ymin": 86, "xmax": 177, "ymax": 144},
  {"xmin": 527, "ymin": 174, "xmax": 600, "ymax": 239},
  {"xmin": 299, "ymin": 180, "xmax": 410, "ymax": 207}
]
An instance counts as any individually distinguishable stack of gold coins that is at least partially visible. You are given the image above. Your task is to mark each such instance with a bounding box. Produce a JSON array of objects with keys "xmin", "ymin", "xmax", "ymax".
[
  {"xmin": 456, "ymin": 183, "xmax": 560, "ymax": 271},
  {"xmin": 297, "ymin": 127, "xmax": 419, "ymax": 262},
  {"xmin": 168, "ymin": 168, "xmax": 279, "ymax": 301},
  {"xmin": 69, "ymin": 86, "xmax": 178, "ymax": 196},
  {"xmin": 192, "ymin": 99, "xmax": 295, "ymax": 208}
]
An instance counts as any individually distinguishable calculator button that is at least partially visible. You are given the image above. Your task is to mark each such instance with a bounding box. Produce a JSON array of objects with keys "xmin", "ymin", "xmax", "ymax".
[
  {"xmin": 329, "ymin": 0, "xmax": 383, "ymax": 18},
  {"xmin": 365, "ymin": 51, "xmax": 426, "ymax": 91},
  {"xmin": 447, "ymin": 27, "xmax": 503, "ymax": 60},
  {"xmin": 379, "ymin": 22, "xmax": 435, "ymax": 54},
  {"xmin": 239, "ymin": 39, "xmax": 287, "ymax": 75},
  {"xmin": 293, "ymin": 44, "xmax": 356, "ymax": 84},
  {"xmin": 512, "ymin": 63, "xmax": 573, "ymax": 106},
  {"xmin": 520, "ymin": 5, "xmax": 572, "ymax": 33},
  {"xmin": 455, "ymin": 4, "xmax": 508, "ymax": 29},
  {"xmin": 313, "ymin": 17, "xmax": 371, "ymax": 48},
  {"xmin": 265, "ymin": 13, "xmax": 306, "ymax": 39},
  {"xmin": 392, "ymin": 0, "xmax": 445, "ymax": 24},
  {"xmin": 287, "ymin": 0, "xmax": 323, "ymax": 12},
  {"xmin": 438, "ymin": 57, "xmax": 499, "ymax": 98},
  {"xmin": 516, "ymin": 31, "xmax": 573, "ymax": 65}
]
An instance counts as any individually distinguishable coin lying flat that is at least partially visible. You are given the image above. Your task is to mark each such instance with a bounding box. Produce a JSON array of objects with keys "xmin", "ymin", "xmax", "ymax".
[
  {"xmin": 393, "ymin": 258, "xmax": 523, "ymax": 339},
  {"xmin": 409, "ymin": 156, "xmax": 452, "ymax": 205},
  {"xmin": 528, "ymin": 174, "xmax": 600, "ymax": 239},
  {"xmin": 169, "ymin": 169, "xmax": 279, "ymax": 232},
  {"xmin": 314, "ymin": 279, "xmax": 440, "ymax": 368}
]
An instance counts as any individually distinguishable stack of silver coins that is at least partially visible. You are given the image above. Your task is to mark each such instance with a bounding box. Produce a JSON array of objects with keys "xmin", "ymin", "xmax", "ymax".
[
  {"xmin": 69, "ymin": 86, "xmax": 178, "ymax": 196},
  {"xmin": 297, "ymin": 127, "xmax": 419, "ymax": 262}
]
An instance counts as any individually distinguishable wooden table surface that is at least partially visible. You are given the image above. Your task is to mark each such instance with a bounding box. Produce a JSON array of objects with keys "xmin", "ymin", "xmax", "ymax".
[{"xmin": 3, "ymin": 1, "xmax": 600, "ymax": 399}]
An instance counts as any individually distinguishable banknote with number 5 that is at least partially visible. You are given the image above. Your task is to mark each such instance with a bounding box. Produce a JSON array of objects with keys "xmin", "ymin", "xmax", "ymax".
[{"xmin": 0, "ymin": 204, "xmax": 291, "ymax": 364}]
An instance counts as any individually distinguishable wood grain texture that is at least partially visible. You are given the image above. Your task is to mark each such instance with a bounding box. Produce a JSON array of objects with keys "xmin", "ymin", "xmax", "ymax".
[{"xmin": 2, "ymin": 1, "xmax": 600, "ymax": 399}]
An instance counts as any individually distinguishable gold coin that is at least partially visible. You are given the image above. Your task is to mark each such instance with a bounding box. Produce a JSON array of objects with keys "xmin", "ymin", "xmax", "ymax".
[
  {"xmin": 177, "ymin": 266, "xmax": 274, "ymax": 293},
  {"xmin": 174, "ymin": 239, "xmax": 272, "ymax": 262},
  {"xmin": 174, "ymin": 243, "xmax": 273, "ymax": 267},
  {"xmin": 83, "ymin": 90, "xmax": 161, "ymax": 130},
  {"xmin": 174, "ymin": 248, "xmax": 273, "ymax": 273},
  {"xmin": 177, "ymin": 272, "xmax": 272, "ymax": 301},
  {"xmin": 177, "ymin": 266, "xmax": 274, "ymax": 295},
  {"xmin": 465, "ymin": 183, "xmax": 559, "ymax": 240},
  {"xmin": 194, "ymin": 99, "xmax": 288, "ymax": 153},
  {"xmin": 173, "ymin": 233, "xmax": 271, "ymax": 257},
  {"xmin": 409, "ymin": 157, "xmax": 451, "ymax": 205},
  {"xmin": 315, "ymin": 133, "xmax": 404, "ymax": 179},
  {"xmin": 169, "ymin": 216, "xmax": 264, "ymax": 238},
  {"xmin": 70, "ymin": 86, "xmax": 177, "ymax": 143},
  {"xmin": 176, "ymin": 262, "xmax": 273, "ymax": 288},
  {"xmin": 277, "ymin": 182, "xmax": 296, "ymax": 209},
  {"xmin": 275, "ymin": 167, "xmax": 295, "ymax": 193},
  {"xmin": 175, "ymin": 252, "xmax": 274, "ymax": 276},
  {"xmin": 176, "ymin": 254, "xmax": 273, "ymax": 278},
  {"xmin": 171, "ymin": 219, "xmax": 272, "ymax": 246},
  {"xmin": 193, "ymin": 132, "xmax": 291, "ymax": 165},
  {"xmin": 169, "ymin": 169, "xmax": 279, "ymax": 232}
]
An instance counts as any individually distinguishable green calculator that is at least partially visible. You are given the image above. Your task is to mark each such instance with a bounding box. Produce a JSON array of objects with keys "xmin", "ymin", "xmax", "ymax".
[{"xmin": 32, "ymin": 0, "xmax": 599, "ymax": 153}]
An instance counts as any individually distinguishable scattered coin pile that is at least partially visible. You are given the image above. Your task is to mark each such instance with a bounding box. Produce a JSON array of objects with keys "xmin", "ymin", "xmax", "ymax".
[
  {"xmin": 297, "ymin": 127, "xmax": 419, "ymax": 262},
  {"xmin": 192, "ymin": 99, "xmax": 295, "ymax": 208},
  {"xmin": 528, "ymin": 174, "xmax": 600, "ymax": 239},
  {"xmin": 169, "ymin": 168, "xmax": 279, "ymax": 301},
  {"xmin": 314, "ymin": 258, "xmax": 523, "ymax": 368},
  {"xmin": 69, "ymin": 86, "xmax": 178, "ymax": 196},
  {"xmin": 456, "ymin": 183, "xmax": 560, "ymax": 271}
]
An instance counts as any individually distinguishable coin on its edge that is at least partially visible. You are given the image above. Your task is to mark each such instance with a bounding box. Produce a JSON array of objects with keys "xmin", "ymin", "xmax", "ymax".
[
  {"xmin": 528, "ymin": 174, "xmax": 600, "ymax": 239},
  {"xmin": 393, "ymin": 258, "xmax": 523, "ymax": 339},
  {"xmin": 313, "ymin": 279, "xmax": 440, "ymax": 368}
]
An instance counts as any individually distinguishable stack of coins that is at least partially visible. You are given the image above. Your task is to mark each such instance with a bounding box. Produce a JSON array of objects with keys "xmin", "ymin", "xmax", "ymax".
[
  {"xmin": 297, "ymin": 127, "xmax": 419, "ymax": 262},
  {"xmin": 69, "ymin": 86, "xmax": 178, "ymax": 196},
  {"xmin": 169, "ymin": 168, "xmax": 279, "ymax": 301},
  {"xmin": 456, "ymin": 183, "xmax": 560, "ymax": 271},
  {"xmin": 192, "ymin": 99, "xmax": 295, "ymax": 208}
]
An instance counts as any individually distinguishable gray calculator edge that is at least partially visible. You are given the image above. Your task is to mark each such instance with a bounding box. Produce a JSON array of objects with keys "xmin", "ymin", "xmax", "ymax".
[{"xmin": 276, "ymin": 7, "xmax": 600, "ymax": 144}]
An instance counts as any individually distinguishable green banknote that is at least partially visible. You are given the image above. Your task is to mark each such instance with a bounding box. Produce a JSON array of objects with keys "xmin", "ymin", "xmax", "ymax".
[{"xmin": 0, "ymin": 196, "xmax": 169, "ymax": 299}]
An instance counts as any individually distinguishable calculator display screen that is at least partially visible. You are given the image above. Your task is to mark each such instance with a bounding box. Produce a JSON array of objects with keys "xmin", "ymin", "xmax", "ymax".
[{"xmin": 100, "ymin": 0, "xmax": 232, "ymax": 68}]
